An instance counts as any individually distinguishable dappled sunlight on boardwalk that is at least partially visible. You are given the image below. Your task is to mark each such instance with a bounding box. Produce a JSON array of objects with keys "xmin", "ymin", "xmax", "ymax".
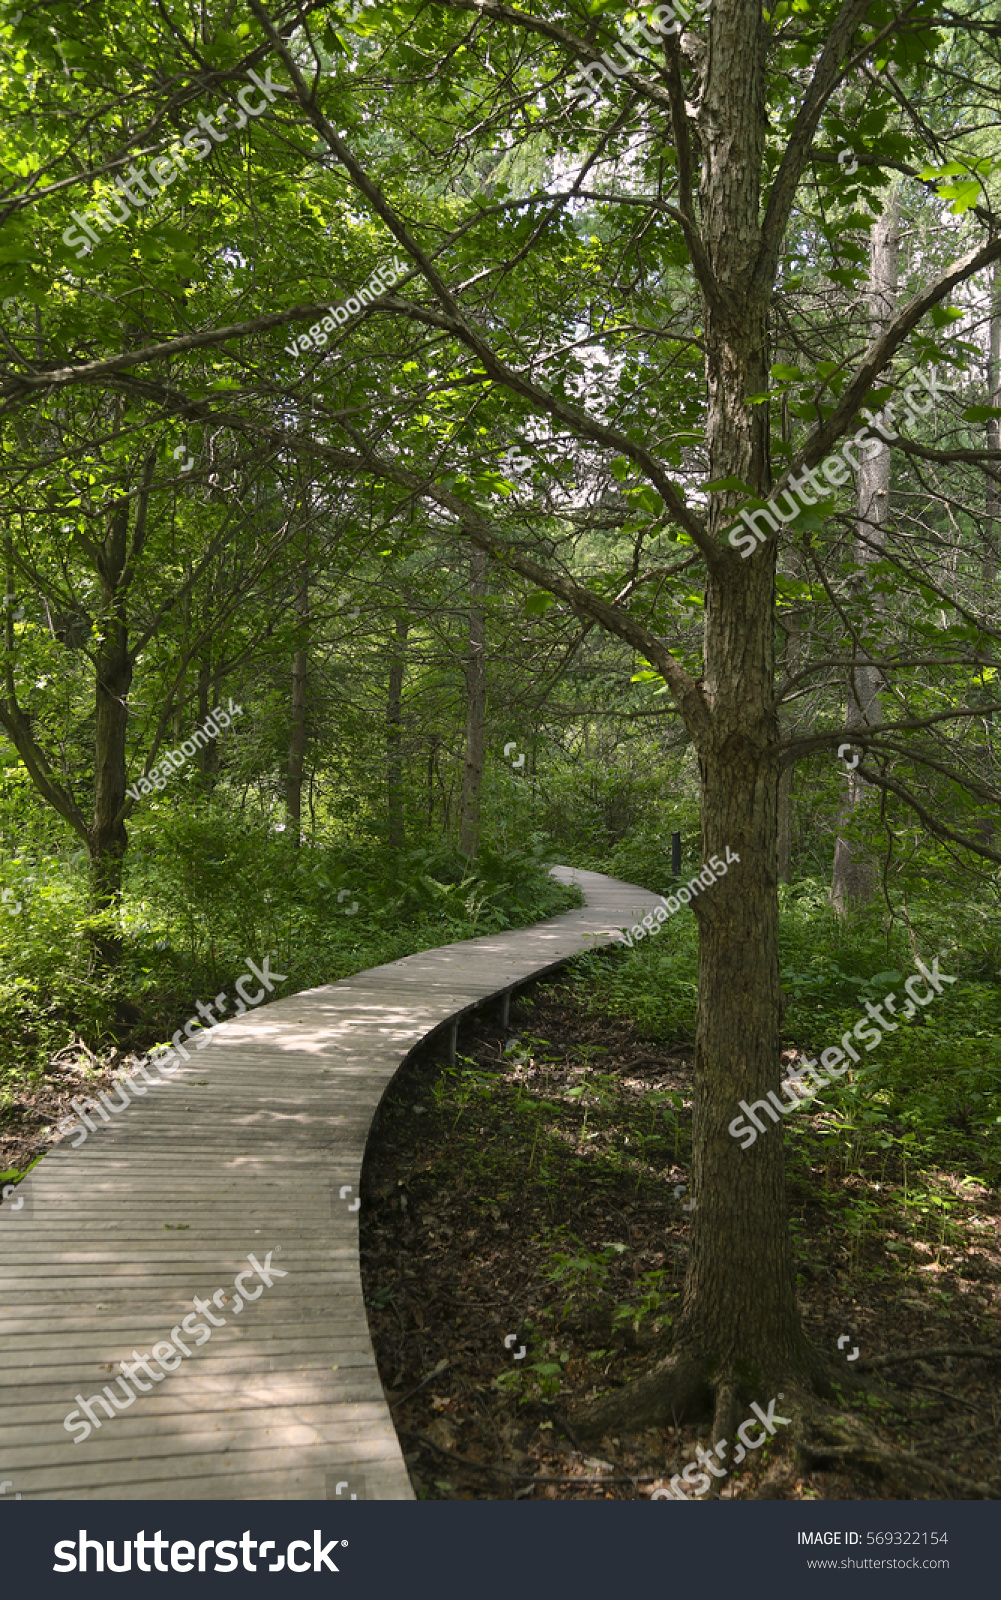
[{"xmin": 0, "ymin": 867, "xmax": 662, "ymax": 1500}]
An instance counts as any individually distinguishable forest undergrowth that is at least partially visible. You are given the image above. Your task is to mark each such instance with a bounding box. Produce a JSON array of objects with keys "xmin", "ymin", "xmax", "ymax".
[
  {"xmin": 360, "ymin": 895, "xmax": 1001, "ymax": 1501},
  {"xmin": 0, "ymin": 809, "xmax": 577, "ymax": 1184}
]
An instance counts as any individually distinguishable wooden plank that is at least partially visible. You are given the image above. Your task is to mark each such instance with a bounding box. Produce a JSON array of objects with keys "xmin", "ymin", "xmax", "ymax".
[{"xmin": 0, "ymin": 867, "xmax": 659, "ymax": 1499}]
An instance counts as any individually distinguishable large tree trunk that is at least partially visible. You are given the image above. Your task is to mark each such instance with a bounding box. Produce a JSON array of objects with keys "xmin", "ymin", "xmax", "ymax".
[
  {"xmin": 386, "ymin": 613, "xmax": 407, "ymax": 851},
  {"xmin": 584, "ymin": 545, "xmax": 822, "ymax": 1437},
  {"xmin": 579, "ymin": 2, "xmax": 822, "ymax": 1439},
  {"xmin": 287, "ymin": 562, "xmax": 309, "ymax": 840},
  {"xmin": 831, "ymin": 197, "xmax": 898, "ymax": 914},
  {"xmin": 458, "ymin": 546, "xmax": 487, "ymax": 859}
]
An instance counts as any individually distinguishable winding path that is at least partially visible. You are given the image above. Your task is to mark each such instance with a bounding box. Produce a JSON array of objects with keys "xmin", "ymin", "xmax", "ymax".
[{"xmin": 0, "ymin": 867, "xmax": 663, "ymax": 1500}]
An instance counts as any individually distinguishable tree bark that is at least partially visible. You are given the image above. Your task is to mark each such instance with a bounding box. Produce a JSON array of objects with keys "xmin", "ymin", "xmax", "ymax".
[
  {"xmin": 979, "ymin": 264, "xmax": 1000, "ymax": 813},
  {"xmin": 831, "ymin": 197, "xmax": 898, "ymax": 914},
  {"xmin": 387, "ymin": 612, "xmax": 408, "ymax": 851},
  {"xmin": 459, "ymin": 546, "xmax": 487, "ymax": 859}
]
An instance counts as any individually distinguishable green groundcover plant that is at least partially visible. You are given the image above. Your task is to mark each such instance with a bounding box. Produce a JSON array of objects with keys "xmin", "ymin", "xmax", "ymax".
[{"xmin": 0, "ymin": 799, "xmax": 579, "ymax": 1089}]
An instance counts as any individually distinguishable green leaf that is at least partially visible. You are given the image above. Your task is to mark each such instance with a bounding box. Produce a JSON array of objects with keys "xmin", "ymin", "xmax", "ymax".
[
  {"xmin": 935, "ymin": 180, "xmax": 981, "ymax": 215},
  {"xmin": 827, "ymin": 267, "xmax": 864, "ymax": 290},
  {"xmin": 703, "ymin": 475, "xmax": 755, "ymax": 494},
  {"xmin": 323, "ymin": 23, "xmax": 349, "ymax": 56},
  {"xmin": 626, "ymin": 487, "xmax": 661, "ymax": 515}
]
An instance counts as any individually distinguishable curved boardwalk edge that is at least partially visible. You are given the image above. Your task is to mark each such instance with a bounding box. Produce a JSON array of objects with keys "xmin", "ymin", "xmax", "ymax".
[{"xmin": 0, "ymin": 867, "xmax": 662, "ymax": 1501}]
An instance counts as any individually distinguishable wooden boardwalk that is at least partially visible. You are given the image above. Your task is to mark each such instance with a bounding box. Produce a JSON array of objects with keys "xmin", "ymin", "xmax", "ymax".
[{"xmin": 0, "ymin": 867, "xmax": 663, "ymax": 1500}]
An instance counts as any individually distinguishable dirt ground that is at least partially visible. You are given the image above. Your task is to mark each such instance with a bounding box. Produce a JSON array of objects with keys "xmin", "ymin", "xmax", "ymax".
[
  {"xmin": 358, "ymin": 977, "xmax": 1001, "ymax": 1500},
  {"xmin": 0, "ymin": 1041, "xmax": 134, "ymax": 1181}
]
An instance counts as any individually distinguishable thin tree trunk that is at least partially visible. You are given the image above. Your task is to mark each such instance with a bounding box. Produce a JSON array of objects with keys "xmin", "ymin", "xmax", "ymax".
[
  {"xmin": 459, "ymin": 547, "xmax": 487, "ymax": 858},
  {"xmin": 584, "ymin": 537, "xmax": 821, "ymax": 1435},
  {"xmin": 2, "ymin": 535, "xmax": 13, "ymax": 658},
  {"xmin": 287, "ymin": 563, "xmax": 309, "ymax": 840},
  {"xmin": 976, "ymin": 266, "xmax": 1000, "ymax": 844},
  {"xmin": 195, "ymin": 652, "xmax": 219, "ymax": 783},
  {"xmin": 683, "ymin": 6, "xmax": 817, "ymax": 1394},
  {"xmin": 171, "ymin": 586, "xmax": 190, "ymax": 745},
  {"xmin": 88, "ymin": 455, "xmax": 156, "ymax": 952},
  {"xmin": 776, "ymin": 764, "xmax": 792, "ymax": 883},
  {"xmin": 776, "ymin": 370, "xmax": 802, "ymax": 888},
  {"xmin": 387, "ymin": 613, "xmax": 407, "ymax": 850},
  {"xmin": 831, "ymin": 197, "xmax": 898, "ymax": 914},
  {"xmin": 985, "ymin": 260, "xmax": 1000, "ymax": 601}
]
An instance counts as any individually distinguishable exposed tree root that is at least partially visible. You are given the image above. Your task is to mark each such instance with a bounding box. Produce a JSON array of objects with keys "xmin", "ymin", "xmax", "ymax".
[
  {"xmin": 857, "ymin": 1344, "xmax": 1001, "ymax": 1371},
  {"xmin": 799, "ymin": 1441, "xmax": 995, "ymax": 1499},
  {"xmin": 570, "ymin": 1350, "xmax": 712, "ymax": 1441},
  {"xmin": 571, "ymin": 1351, "xmax": 999, "ymax": 1500},
  {"xmin": 707, "ymin": 1378, "xmax": 736, "ymax": 1500},
  {"xmin": 571, "ymin": 1336, "xmax": 828, "ymax": 1442},
  {"xmin": 797, "ymin": 1400, "xmax": 998, "ymax": 1499}
]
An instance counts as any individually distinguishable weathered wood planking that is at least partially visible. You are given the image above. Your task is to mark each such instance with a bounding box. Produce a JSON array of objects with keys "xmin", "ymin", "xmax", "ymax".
[{"xmin": 0, "ymin": 867, "xmax": 661, "ymax": 1499}]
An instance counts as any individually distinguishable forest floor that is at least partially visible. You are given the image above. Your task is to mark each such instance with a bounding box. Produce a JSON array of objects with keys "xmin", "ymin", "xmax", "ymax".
[
  {"xmin": 359, "ymin": 977, "xmax": 1001, "ymax": 1501},
  {"xmin": 0, "ymin": 1041, "xmax": 140, "ymax": 1182}
]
